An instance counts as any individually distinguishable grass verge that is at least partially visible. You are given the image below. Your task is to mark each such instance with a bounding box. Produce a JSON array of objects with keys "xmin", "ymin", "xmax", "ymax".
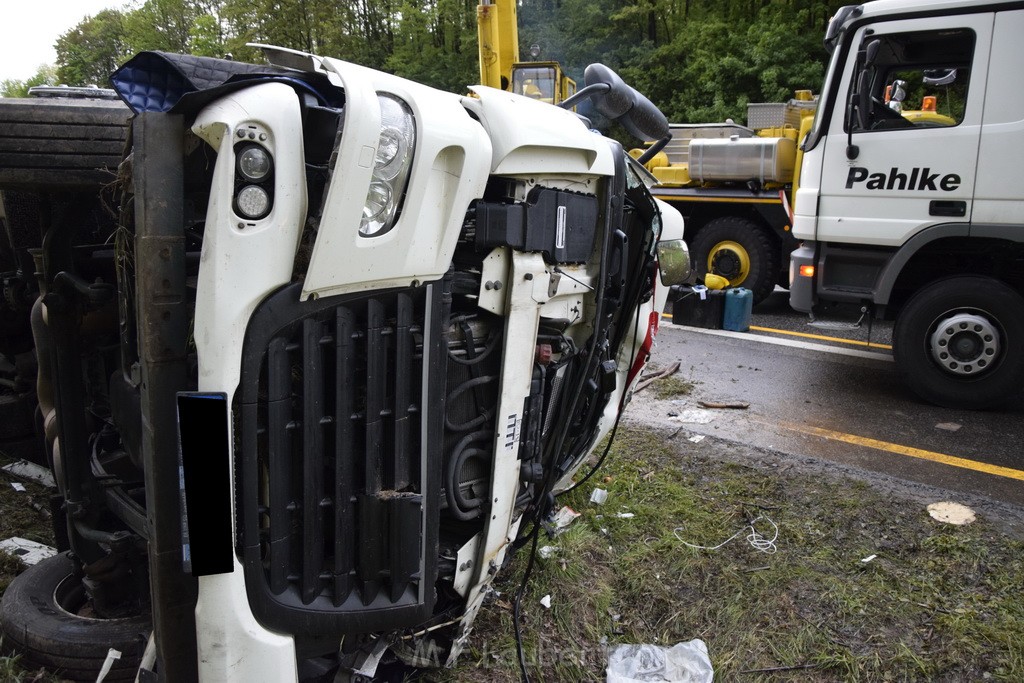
[{"xmin": 441, "ymin": 425, "xmax": 1024, "ymax": 682}]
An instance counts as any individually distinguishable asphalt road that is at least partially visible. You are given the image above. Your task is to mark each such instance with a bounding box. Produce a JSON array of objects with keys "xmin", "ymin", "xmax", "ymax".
[{"xmin": 638, "ymin": 303, "xmax": 1024, "ymax": 512}]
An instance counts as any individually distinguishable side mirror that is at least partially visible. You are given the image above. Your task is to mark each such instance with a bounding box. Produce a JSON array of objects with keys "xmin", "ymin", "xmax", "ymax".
[
  {"xmin": 855, "ymin": 39, "xmax": 881, "ymax": 131},
  {"xmin": 582, "ymin": 64, "xmax": 669, "ymax": 142},
  {"xmin": 923, "ymin": 68, "xmax": 957, "ymax": 86},
  {"xmin": 656, "ymin": 239, "xmax": 692, "ymax": 286},
  {"xmin": 848, "ymin": 38, "xmax": 881, "ymax": 158},
  {"xmin": 856, "ymin": 69, "xmax": 872, "ymax": 131}
]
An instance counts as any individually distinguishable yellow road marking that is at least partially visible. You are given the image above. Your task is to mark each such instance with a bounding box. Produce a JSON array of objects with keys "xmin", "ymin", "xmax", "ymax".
[
  {"xmin": 660, "ymin": 313, "xmax": 892, "ymax": 350},
  {"xmin": 771, "ymin": 420, "xmax": 1024, "ymax": 482},
  {"xmin": 749, "ymin": 325, "xmax": 892, "ymax": 350}
]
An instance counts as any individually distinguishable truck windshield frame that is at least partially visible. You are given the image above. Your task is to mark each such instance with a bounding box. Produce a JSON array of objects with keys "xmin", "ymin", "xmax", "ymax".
[{"xmin": 803, "ymin": 38, "xmax": 847, "ymax": 152}]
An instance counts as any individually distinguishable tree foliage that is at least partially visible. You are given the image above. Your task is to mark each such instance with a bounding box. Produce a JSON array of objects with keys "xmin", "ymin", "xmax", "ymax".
[
  {"xmin": 1, "ymin": 65, "xmax": 59, "ymax": 98},
  {"xmin": 54, "ymin": 9, "xmax": 129, "ymax": 87},
  {"xmin": 34, "ymin": 0, "xmax": 847, "ymax": 123}
]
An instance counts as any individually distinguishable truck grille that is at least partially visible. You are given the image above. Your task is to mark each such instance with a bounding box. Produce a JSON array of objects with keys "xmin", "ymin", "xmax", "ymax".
[{"xmin": 235, "ymin": 280, "xmax": 448, "ymax": 637}]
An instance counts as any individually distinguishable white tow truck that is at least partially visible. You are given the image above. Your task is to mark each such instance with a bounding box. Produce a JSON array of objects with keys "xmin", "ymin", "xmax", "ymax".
[{"xmin": 790, "ymin": 0, "xmax": 1024, "ymax": 409}]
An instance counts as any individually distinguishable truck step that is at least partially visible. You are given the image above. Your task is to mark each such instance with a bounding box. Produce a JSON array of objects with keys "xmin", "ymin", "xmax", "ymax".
[
  {"xmin": 807, "ymin": 307, "xmax": 867, "ymax": 330},
  {"xmin": 807, "ymin": 319, "xmax": 861, "ymax": 330}
]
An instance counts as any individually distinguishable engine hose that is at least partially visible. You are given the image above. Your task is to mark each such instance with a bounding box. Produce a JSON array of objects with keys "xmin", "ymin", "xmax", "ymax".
[
  {"xmin": 444, "ymin": 374, "xmax": 496, "ymax": 432},
  {"xmin": 451, "ymin": 447, "xmax": 489, "ymax": 512},
  {"xmin": 447, "ymin": 326, "xmax": 501, "ymax": 366},
  {"xmin": 444, "ymin": 430, "xmax": 491, "ymax": 521}
]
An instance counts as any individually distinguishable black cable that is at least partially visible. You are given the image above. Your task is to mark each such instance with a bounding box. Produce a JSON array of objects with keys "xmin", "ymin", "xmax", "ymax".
[
  {"xmin": 513, "ymin": 521, "xmax": 541, "ymax": 683},
  {"xmin": 557, "ymin": 306, "xmax": 642, "ymax": 498}
]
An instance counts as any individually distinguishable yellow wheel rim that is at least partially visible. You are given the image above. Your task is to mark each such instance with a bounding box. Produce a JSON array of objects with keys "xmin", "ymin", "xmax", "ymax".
[{"xmin": 706, "ymin": 240, "xmax": 750, "ymax": 285}]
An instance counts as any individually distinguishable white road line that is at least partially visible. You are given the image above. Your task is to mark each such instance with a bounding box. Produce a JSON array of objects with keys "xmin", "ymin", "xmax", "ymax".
[{"xmin": 663, "ymin": 324, "xmax": 895, "ymax": 363}]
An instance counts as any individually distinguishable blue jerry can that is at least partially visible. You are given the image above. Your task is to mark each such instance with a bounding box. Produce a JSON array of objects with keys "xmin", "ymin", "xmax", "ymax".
[{"xmin": 722, "ymin": 287, "xmax": 753, "ymax": 331}]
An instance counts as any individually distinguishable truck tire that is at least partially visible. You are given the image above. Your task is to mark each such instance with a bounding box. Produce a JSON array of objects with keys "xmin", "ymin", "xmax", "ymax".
[
  {"xmin": 893, "ymin": 276, "xmax": 1024, "ymax": 409},
  {"xmin": 0, "ymin": 552, "xmax": 150, "ymax": 681},
  {"xmin": 0, "ymin": 96, "xmax": 129, "ymax": 190},
  {"xmin": 691, "ymin": 217, "xmax": 777, "ymax": 304}
]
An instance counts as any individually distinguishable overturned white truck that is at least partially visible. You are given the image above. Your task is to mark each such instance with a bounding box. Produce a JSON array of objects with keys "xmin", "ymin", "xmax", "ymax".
[{"xmin": 0, "ymin": 47, "xmax": 688, "ymax": 680}]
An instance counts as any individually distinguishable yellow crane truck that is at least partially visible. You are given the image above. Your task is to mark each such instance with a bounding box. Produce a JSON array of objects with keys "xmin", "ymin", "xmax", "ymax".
[
  {"xmin": 640, "ymin": 86, "xmax": 955, "ymax": 305},
  {"xmin": 477, "ymin": 0, "xmax": 576, "ymax": 104},
  {"xmin": 637, "ymin": 92, "xmax": 817, "ymax": 304}
]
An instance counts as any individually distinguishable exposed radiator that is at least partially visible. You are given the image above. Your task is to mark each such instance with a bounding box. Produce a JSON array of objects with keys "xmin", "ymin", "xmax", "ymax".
[{"xmin": 235, "ymin": 279, "xmax": 449, "ymax": 638}]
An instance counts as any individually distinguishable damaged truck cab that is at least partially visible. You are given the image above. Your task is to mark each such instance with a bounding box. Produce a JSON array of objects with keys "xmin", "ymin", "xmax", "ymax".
[{"xmin": 0, "ymin": 46, "xmax": 687, "ymax": 680}]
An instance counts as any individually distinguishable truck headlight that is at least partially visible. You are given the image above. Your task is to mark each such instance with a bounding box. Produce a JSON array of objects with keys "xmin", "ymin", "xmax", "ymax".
[
  {"xmin": 238, "ymin": 145, "xmax": 272, "ymax": 181},
  {"xmin": 233, "ymin": 141, "xmax": 274, "ymax": 220},
  {"xmin": 359, "ymin": 95, "xmax": 415, "ymax": 237},
  {"xmin": 236, "ymin": 185, "xmax": 271, "ymax": 219}
]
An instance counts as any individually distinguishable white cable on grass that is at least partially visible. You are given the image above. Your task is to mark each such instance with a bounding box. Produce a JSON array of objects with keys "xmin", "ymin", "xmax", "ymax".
[{"xmin": 674, "ymin": 515, "xmax": 778, "ymax": 554}]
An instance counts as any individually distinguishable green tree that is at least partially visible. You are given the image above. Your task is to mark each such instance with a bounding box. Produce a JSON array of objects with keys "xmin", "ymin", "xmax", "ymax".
[
  {"xmin": 386, "ymin": 0, "xmax": 477, "ymax": 92},
  {"xmin": 55, "ymin": 9, "xmax": 129, "ymax": 86},
  {"xmin": 1, "ymin": 65, "xmax": 60, "ymax": 98},
  {"xmin": 222, "ymin": 0, "xmax": 375, "ymax": 66},
  {"xmin": 123, "ymin": 0, "xmax": 225, "ymax": 55}
]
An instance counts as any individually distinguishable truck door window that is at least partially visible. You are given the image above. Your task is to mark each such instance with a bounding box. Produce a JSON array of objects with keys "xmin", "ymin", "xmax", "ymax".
[{"xmin": 850, "ymin": 28, "xmax": 974, "ymax": 133}]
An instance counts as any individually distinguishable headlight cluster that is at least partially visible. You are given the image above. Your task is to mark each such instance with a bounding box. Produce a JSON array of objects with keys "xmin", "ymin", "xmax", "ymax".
[
  {"xmin": 233, "ymin": 133, "xmax": 274, "ymax": 221},
  {"xmin": 359, "ymin": 95, "xmax": 415, "ymax": 237}
]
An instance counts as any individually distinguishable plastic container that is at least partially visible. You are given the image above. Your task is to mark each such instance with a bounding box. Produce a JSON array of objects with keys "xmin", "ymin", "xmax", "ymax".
[
  {"xmin": 671, "ymin": 286, "xmax": 724, "ymax": 329},
  {"xmin": 722, "ymin": 287, "xmax": 753, "ymax": 331}
]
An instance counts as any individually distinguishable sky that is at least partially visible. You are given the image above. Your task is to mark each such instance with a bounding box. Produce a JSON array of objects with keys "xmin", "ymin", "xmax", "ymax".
[{"xmin": 0, "ymin": 1, "xmax": 126, "ymax": 83}]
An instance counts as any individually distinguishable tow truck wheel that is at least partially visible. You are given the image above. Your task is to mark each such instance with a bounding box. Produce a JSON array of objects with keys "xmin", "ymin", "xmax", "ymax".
[
  {"xmin": 893, "ymin": 276, "xmax": 1024, "ymax": 409},
  {"xmin": 691, "ymin": 217, "xmax": 777, "ymax": 304},
  {"xmin": 0, "ymin": 552, "xmax": 150, "ymax": 681}
]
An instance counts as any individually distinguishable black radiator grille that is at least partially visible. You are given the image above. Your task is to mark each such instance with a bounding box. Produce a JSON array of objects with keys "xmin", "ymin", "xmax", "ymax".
[{"xmin": 236, "ymin": 281, "xmax": 447, "ymax": 636}]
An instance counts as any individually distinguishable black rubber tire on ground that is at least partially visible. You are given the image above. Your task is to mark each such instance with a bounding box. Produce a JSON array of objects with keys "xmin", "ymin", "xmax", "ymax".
[
  {"xmin": 893, "ymin": 276, "xmax": 1024, "ymax": 410},
  {"xmin": 0, "ymin": 552, "xmax": 151, "ymax": 681},
  {"xmin": 691, "ymin": 217, "xmax": 778, "ymax": 304}
]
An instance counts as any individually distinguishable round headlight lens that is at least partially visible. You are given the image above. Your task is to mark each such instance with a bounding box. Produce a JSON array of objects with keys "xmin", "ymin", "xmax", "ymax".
[
  {"xmin": 359, "ymin": 182, "xmax": 393, "ymax": 236},
  {"xmin": 375, "ymin": 128, "xmax": 404, "ymax": 177},
  {"xmin": 238, "ymin": 146, "xmax": 272, "ymax": 181},
  {"xmin": 236, "ymin": 185, "xmax": 270, "ymax": 219}
]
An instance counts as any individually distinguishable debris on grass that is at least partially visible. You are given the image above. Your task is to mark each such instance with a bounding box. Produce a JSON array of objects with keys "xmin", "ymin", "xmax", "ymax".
[
  {"xmin": 638, "ymin": 364, "xmax": 697, "ymax": 401},
  {"xmin": 635, "ymin": 362, "xmax": 682, "ymax": 394},
  {"xmin": 606, "ymin": 641, "xmax": 714, "ymax": 683},
  {"xmin": 590, "ymin": 488, "xmax": 608, "ymax": 505},
  {"xmin": 1, "ymin": 460, "xmax": 56, "ymax": 488},
  {"xmin": 0, "ymin": 538, "xmax": 56, "ymax": 567},
  {"xmin": 538, "ymin": 546, "xmax": 559, "ymax": 560},
  {"xmin": 550, "ymin": 506, "xmax": 580, "ymax": 532},
  {"xmin": 697, "ymin": 400, "xmax": 749, "ymax": 410},
  {"xmin": 669, "ymin": 409, "xmax": 714, "ymax": 425},
  {"xmin": 927, "ymin": 501, "xmax": 977, "ymax": 525}
]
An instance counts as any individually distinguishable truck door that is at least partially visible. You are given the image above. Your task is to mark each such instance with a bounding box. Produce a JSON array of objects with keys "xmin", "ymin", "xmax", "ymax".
[{"xmin": 815, "ymin": 13, "xmax": 993, "ymax": 248}]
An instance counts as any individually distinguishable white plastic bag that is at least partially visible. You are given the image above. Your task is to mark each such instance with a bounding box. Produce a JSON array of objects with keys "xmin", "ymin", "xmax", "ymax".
[{"xmin": 606, "ymin": 640, "xmax": 714, "ymax": 683}]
